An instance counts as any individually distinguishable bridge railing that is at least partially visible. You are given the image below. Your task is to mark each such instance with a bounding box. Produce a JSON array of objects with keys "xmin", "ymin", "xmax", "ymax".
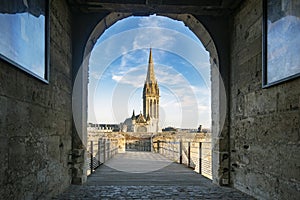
[
  {"xmin": 87, "ymin": 138, "xmax": 119, "ymax": 175},
  {"xmin": 153, "ymin": 140, "xmax": 212, "ymax": 179},
  {"xmin": 125, "ymin": 139, "xmax": 151, "ymax": 151}
]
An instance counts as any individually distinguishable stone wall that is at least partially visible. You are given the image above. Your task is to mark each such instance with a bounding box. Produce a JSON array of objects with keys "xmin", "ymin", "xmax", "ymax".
[
  {"xmin": 0, "ymin": 0, "xmax": 73, "ymax": 199},
  {"xmin": 230, "ymin": 0, "xmax": 300, "ymax": 199},
  {"xmin": 88, "ymin": 131, "xmax": 126, "ymax": 154}
]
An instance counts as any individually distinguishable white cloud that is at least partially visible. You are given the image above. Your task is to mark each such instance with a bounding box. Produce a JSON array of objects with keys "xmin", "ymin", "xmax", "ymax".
[
  {"xmin": 198, "ymin": 105, "xmax": 210, "ymax": 112},
  {"xmin": 89, "ymin": 71, "xmax": 103, "ymax": 80},
  {"xmin": 20, "ymin": 15, "xmax": 29, "ymax": 43},
  {"xmin": 138, "ymin": 15, "xmax": 163, "ymax": 27},
  {"xmin": 111, "ymin": 75, "xmax": 122, "ymax": 82},
  {"xmin": 112, "ymin": 66, "xmax": 146, "ymax": 87},
  {"xmin": 88, "ymin": 16, "xmax": 212, "ymax": 128},
  {"xmin": 131, "ymin": 27, "xmax": 176, "ymax": 50},
  {"xmin": 96, "ymin": 59, "xmax": 211, "ymax": 128}
]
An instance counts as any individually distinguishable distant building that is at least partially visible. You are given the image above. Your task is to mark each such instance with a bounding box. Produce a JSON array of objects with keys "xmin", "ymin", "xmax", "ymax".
[
  {"xmin": 88, "ymin": 123, "xmax": 120, "ymax": 132},
  {"xmin": 177, "ymin": 128, "xmax": 198, "ymax": 133},
  {"xmin": 121, "ymin": 48, "xmax": 161, "ymax": 133},
  {"xmin": 162, "ymin": 127, "xmax": 177, "ymax": 132}
]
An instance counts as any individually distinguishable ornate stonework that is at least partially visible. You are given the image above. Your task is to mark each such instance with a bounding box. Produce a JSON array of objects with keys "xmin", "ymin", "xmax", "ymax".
[{"xmin": 121, "ymin": 48, "xmax": 160, "ymax": 132}]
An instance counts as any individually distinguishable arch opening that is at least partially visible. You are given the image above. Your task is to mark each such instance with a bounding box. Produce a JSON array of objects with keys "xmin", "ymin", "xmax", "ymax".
[{"xmin": 72, "ymin": 12, "xmax": 227, "ymax": 185}]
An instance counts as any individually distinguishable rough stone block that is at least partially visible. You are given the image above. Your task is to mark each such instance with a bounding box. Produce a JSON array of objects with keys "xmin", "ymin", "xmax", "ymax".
[
  {"xmin": 0, "ymin": 63, "xmax": 17, "ymax": 98},
  {"xmin": 230, "ymin": 0, "xmax": 300, "ymax": 199},
  {"xmin": 0, "ymin": 96, "xmax": 7, "ymax": 133},
  {"xmin": 8, "ymin": 138, "xmax": 26, "ymax": 169},
  {"xmin": 47, "ymin": 136, "xmax": 61, "ymax": 160},
  {"xmin": 0, "ymin": 0, "xmax": 73, "ymax": 198},
  {"xmin": 0, "ymin": 137, "xmax": 8, "ymax": 185}
]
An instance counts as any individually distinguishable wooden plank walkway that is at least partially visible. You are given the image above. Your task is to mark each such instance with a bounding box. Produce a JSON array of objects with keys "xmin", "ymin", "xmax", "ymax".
[
  {"xmin": 88, "ymin": 151, "xmax": 210, "ymax": 186},
  {"xmin": 54, "ymin": 151, "xmax": 254, "ymax": 199}
]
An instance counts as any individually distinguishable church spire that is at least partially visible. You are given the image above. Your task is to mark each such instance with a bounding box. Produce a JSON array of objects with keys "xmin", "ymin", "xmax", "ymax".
[
  {"xmin": 146, "ymin": 48, "xmax": 156, "ymax": 84},
  {"xmin": 149, "ymin": 47, "xmax": 153, "ymax": 63},
  {"xmin": 131, "ymin": 110, "xmax": 136, "ymax": 120}
]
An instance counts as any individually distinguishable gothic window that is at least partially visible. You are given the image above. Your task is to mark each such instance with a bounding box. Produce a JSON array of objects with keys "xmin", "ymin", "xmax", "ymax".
[
  {"xmin": 154, "ymin": 99, "xmax": 156, "ymax": 118},
  {"xmin": 150, "ymin": 99, "xmax": 152, "ymax": 117}
]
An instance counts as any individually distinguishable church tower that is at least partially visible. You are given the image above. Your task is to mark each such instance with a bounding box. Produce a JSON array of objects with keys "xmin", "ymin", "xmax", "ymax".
[
  {"xmin": 121, "ymin": 48, "xmax": 161, "ymax": 133},
  {"xmin": 143, "ymin": 48, "xmax": 159, "ymax": 123}
]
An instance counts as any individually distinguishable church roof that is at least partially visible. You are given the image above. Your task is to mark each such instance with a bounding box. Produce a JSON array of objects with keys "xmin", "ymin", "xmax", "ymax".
[
  {"xmin": 145, "ymin": 48, "xmax": 157, "ymax": 84},
  {"xmin": 136, "ymin": 113, "xmax": 147, "ymax": 123}
]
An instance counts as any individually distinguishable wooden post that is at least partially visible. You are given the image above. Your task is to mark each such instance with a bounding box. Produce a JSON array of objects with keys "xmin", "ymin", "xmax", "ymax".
[
  {"xmin": 167, "ymin": 141, "xmax": 169, "ymax": 158},
  {"xmin": 172, "ymin": 141, "xmax": 175, "ymax": 160},
  {"xmin": 188, "ymin": 142, "xmax": 191, "ymax": 167},
  {"xmin": 107, "ymin": 139, "xmax": 110, "ymax": 159},
  {"xmin": 179, "ymin": 140, "xmax": 182, "ymax": 164},
  {"xmin": 90, "ymin": 141, "xmax": 93, "ymax": 173},
  {"xmin": 168, "ymin": 141, "xmax": 171, "ymax": 158},
  {"xmin": 150, "ymin": 135, "xmax": 153, "ymax": 152},
  {"xmin": 199, "ymin": 142, "xmax": 202, "ymax": 174},
  {"xmin": 113, "ymin": 140, "xmax": 116, "ymax": 156},
  {"xmin": 98, "ymin": 139, "xmax": 101, "ymax": 164},
  {"xmin": 103, "ymin": 139, "xmax": 106, "ymax": 162},
  {"xmin": 115, "ymin": 140, "xmax": 118, "ymax": 155}
]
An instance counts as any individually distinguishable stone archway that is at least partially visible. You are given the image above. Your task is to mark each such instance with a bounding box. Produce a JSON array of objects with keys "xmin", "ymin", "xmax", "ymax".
[{"xmin": 73, "ymin": 12, "xmax": 228, "ymax": 186}]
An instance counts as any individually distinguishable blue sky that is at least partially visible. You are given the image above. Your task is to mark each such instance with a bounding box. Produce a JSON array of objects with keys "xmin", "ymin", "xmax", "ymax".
[
  {"xmin": 88, "ymin": 15, "xmax": 211, "ymax": 129},
  {"xmin": 0, "ymin": 13, "xmax": 45, "ymax": 78},
  {"xmin": 267, "ymin": 16, "xmax": 300, "ymax": 84}
]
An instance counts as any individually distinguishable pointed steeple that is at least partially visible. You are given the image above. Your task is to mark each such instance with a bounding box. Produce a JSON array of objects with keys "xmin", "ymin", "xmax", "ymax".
[
  {"xmin": 131, "ymin": 110, "xmax": 136, "ymax": 120},
  {"xmin": 149, "ymin": 47, "xmax": 153, "ymax": 63},
  {"xmin": 146, "ymin": 48, "xmax": 156, "ymax": 84},
  {"xmin": 143, "ymin": 47, "xmax": 160, "ymax": 121}
]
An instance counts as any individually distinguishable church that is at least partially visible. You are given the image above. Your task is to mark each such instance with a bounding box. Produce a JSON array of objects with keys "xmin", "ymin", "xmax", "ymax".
[{"xmin": 121, "ymin": 48, "xmax": 161, "ymax": 133}]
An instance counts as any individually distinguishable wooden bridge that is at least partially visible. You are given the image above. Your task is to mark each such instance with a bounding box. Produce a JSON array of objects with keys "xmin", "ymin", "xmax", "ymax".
[{"xmin": 55, "ymin": 151, "xmax": 254, "ymax": 199}]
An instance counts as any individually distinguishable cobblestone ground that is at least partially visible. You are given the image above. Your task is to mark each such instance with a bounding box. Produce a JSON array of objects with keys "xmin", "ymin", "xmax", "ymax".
[
  {"xmin": 54, "ymin": 185, "xmax": 254, "ymax": 200},
  {"xmin": 54, "ymin": 152, "xmax": 255, "ymax": 199}
]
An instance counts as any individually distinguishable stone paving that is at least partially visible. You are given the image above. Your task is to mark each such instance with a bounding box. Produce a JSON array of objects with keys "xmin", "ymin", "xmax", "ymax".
[{"xmin": 54, "ymin": 152, "xmax": 255, "ymax": 199}]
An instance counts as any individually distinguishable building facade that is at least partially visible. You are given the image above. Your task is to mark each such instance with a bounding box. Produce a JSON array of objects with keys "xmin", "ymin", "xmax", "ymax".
[
  {"xmin": 121, "ymin": 48, "xmax": 160, "ymax": 133},
  {"xmin": 1, "ymin": 1, "xmax": 299, "ymax": 199}
]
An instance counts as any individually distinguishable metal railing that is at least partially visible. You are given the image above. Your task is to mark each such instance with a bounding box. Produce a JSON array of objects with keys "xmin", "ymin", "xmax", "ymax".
[
  {"xmin": 87, "ymin": 138, "xmax": 119, "ymax": 175},
  {"xmin": 125, "ymin": 139, "xmax": 151, "ymax": 151},
  {"xmin": 153, "ymin": 140, "xmax": 212, "ymax": 179}
]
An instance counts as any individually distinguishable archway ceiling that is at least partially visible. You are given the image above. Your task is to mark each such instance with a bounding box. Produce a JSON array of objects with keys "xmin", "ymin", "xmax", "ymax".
[{"xmin": 67, "ymin": 0, "xmax": 243, "ymax": 16}]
